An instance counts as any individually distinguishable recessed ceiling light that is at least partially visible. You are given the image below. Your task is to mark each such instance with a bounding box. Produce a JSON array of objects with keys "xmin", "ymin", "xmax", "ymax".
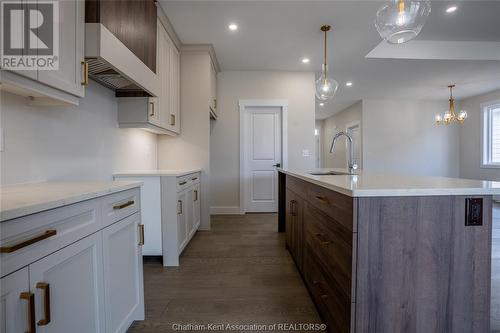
[
  {"xmin": 319, "ymin": 102, "xmax": 325, "ymax": 107},
  {"xmin": 446, "ymin": 6, "xmax": 457, "ymax": 13},
  {"xmin": 228, "ymin": 23, "xmax": 238, "ymax": 31},
  {"xmin": 345, "ymin": 82, "xmax": 353, "ymax": 87},
  {"xmin": 301, "ymin": 58, "xmax": 310, "ymax": 64}
]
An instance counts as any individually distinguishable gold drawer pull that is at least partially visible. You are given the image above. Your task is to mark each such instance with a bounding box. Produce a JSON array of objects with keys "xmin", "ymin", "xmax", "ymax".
[
  {"xmin": 314, "ymin": 233, "xmax": 330, "ymax": 246},
  {"xmin": 315, "ymin": 196, "xmax": 329, "ymax": 204},
  {"xmin": 170, "ymin": 114, "xmax": 176, "ymax": 126},
  {"xmin": 36, "ymin": 282, "xmax": 51, "ymax": 326},
  {"xmin": 290, "ymin": 200, "xmax": 297, "ymax": 216},
  {"xmin": 194, "ymin": 190, "xmax": 198, "ymax": 202},
  {"xmin": 138, "ymin": 224, "xmax": 145, "ymax": 246},
  {"xmin": 113, "ymin": 200, "xmax": 134, "ymax": 210},
  {"xmin": 81, "ymin": 60, "xmax": 89, "ymax": 86},
  {"xmin": 320, "ymin": 294, "xmax": 329, "ymax": 300},
  {"xmin": 20, "ymin": 292, "xmax": 35, "ymax": 333},
  {"xmin": 1, "ymin": 230, "xmax": 57, "ymax": 253}
]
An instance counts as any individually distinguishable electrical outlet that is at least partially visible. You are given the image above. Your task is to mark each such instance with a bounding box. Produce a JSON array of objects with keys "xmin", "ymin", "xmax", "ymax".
[{"xmin": 465, "ymin": 198, "xmax": 483, "ymax": 226}]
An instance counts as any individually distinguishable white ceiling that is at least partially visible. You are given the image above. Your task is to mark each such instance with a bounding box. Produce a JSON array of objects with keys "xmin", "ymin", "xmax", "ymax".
[{"xmin": 160, "ymin": 1, "xmax": 500, "ymax": 119}]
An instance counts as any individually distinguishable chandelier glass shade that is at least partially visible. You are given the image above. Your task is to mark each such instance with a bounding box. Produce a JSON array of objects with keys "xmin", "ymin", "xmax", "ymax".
[
  {"xmin": 315, "ymin": 25, "xmax": 338, "ymax": 101},
  {"xmin": 374, "ymin": 0, "xmax": 431, "ymax": 44},
  {"xmin": 435, "ymin": 85, "xmax": 468, "ymax": 125}
]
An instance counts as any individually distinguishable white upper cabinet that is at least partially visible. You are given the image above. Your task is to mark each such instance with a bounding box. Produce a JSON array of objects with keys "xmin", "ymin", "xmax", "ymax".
[
  {"xmin": 0, "ymin": 0, "xmax": 85, "ymax": 105},
  {"xmin": 209, "ymin": 62, "xmax": 217, "ymax": 119},
  {"xmin": 38, "ymin": 0, "xmax": 85, "ymax": 97},
  {"xmin": 116, "ymin": 19, "xmax": 180, "ymax": 135}
]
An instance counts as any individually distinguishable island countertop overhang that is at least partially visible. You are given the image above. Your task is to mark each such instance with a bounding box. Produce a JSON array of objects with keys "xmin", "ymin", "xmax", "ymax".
[{"xmin": 279, "ymin": 168, "xmax": 500, "ymax": 198}]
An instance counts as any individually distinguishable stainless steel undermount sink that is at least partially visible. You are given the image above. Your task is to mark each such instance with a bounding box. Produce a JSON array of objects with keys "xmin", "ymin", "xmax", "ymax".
[{"xmin": 309, "ymin": 171, "xmax": 356, "ymax": 176}]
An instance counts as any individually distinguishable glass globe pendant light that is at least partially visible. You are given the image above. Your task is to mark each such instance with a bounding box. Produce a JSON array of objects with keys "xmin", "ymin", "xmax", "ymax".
[
  {"xmin": 374, "ymin": 0, "xmax": 431, "ymax": 44},
  {"xmin": 435, "ymin": 85, "xmax": 468, "ymax": 125},
  {"xmin": 315, "ymin": 25, "xmax": 338, "ymax": 102}
]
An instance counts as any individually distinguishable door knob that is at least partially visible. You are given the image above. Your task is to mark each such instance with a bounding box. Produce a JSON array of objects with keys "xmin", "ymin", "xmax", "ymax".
[{"xmin": 273, "ymin": 163, "xmax": 281, "ymax": 167}]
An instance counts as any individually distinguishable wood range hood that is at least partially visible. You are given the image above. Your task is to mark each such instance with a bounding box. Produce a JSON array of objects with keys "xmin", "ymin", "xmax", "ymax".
[{"xmin": 84, "ymin": 0, "xmax": 159, "ymax": 97}]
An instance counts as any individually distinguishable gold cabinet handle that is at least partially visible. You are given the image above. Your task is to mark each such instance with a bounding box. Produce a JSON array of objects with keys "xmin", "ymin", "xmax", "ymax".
[
  {"xmin": 113, "ymin": 200, "xmax": 134, "ymax": 210},
  {"xmin": 314, "ymin": 233, "xmax": 330, "ymax": 246},
  {"xmin": 138, "ymin": 224, "xmax": 145, "ymax": 246},
  {"xmin": 170, "ymin": 114, "xmax": 176, "ymax": 126},
  {"xmin": 36, "ymin": 282, "xmax": 51, "ymax": 326},
  {"xmin": 20, "ymin": 292, "xmax": 36, "ymax": 333},
  {"xmin": 177, "ymin": 200, "xmax": 183, "ymax": 215},
  {"xmin": 81, "ymin": 60, "xmax": 89, "ymax": 86},
  {"xmin": 290, "ymin": 200, "xmax": 297, "ymax": 216},
  {"xmin": 315, "ymin": 196, "xmax": 329, "ymax": 204},
  {"xmin": 149, "ymin": 101, "xmax": 155, "ymax": 117},
  {"xmin": 1, "ymin": 230, "xmax": 57, "ymax": 253},
  {"xmin": 194, "ymin": 190, "xmax": 198, "ymax": 202}
]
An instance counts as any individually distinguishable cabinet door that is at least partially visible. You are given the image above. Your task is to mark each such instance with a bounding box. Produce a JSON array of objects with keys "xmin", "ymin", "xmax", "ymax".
[
  {"xmin": 29, "ymin": 232, "xmax": 105, "ymax": 333},
  {"xmin": 0, "ymin": 268, "xmax": 31, "ymax": 333},
  {"xmin": 177, "ymin": 191, "xmax": 188, "ymax": 252},
  {"xmin": 38, "ymin": 0, "xmax": 85, "ymax": 97},
  {"xmin": 169, "ymin": 42, "xmax": 180, "ymax": 133},
  {"xmin": 192, "ymin": 183, "xmax": 201, "ymax": 232},
  {"xmin": 102, "ymin": 214, "xmax": 144, "ymax": 333},
  {"xmin": 210, "ymin": 63, "xmax": 217, "ymax": 114},
  {"xmin": 157, "ymin": 20, "xmax": 171, "ymax": 130}
]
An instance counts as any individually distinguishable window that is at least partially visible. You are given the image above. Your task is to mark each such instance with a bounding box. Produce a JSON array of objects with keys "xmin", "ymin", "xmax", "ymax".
[{"xmin": 482, "ymin": 101, "xmax": 500, "ymax": 167}]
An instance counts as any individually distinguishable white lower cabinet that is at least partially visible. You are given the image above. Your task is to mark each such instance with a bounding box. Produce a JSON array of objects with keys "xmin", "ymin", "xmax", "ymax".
[
  {"xmin": 0, "ymin": 268, "xmax": 30, "ymax": 333},
  {"xmin": 102, "ymin": 214, "xmax": 144, "ymax": 333},
  {"xmin": 0, "ymin": 188, "xmax": 144, "ymax": 333},
  {"xmin": 114, "ymin": 171, "xmax": 201, "ymax": 267},
  {"xmin": 29, "ymin": 232, "xmax": 105, "ymax": 333}
]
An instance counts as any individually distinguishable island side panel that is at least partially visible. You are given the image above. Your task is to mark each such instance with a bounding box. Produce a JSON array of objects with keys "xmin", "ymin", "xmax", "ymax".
[{"xmin": 355, "ymin": 195, "xmax": 492, "ymax": 333}]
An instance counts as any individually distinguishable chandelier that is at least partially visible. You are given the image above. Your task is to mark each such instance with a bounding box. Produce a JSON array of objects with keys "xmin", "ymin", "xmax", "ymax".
[{"xmin": 435, "ymin": 85, "xmax": 468, "ymax": 125}]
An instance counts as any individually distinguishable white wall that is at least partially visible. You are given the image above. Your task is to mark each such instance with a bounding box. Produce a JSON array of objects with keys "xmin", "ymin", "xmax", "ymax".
[
  {"xmin": 458, "ymin": 89, "xmax": 500, "ymax": 181},
  {"xmin": 158, "ymin": 52, "xmax": 211, "ymax": 228},
  {"xmin": 210, "ymin": 71, "xmax": 316, "ymax": 211},
  {"xmin": 321, "ymin": 101, "xmax": 362, "ymax": 169},
  {"xmin": 0, "ymin": 83, "xmax": 158, "ymax": 185},
  {"xmin": 362, "ymin": 99, "xmax": 460, "ymax": 177}
]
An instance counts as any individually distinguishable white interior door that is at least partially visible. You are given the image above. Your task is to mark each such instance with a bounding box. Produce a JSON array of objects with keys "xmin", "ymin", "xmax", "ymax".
[{"xmin": 244, "ymin": 107, "xmax": 282, "ymax": 212}]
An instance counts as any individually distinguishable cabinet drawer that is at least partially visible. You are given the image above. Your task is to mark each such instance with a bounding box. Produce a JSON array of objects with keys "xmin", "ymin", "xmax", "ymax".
[
  {"xmin": 304, "ymin": 247, "xmax": 351, "ymax": 333},
  {"xmin": 304, "ymin": 203, "xmax": 352, "ymax": 301},
  {"xmin": 0, "ymin": 199, "xmax": 101, "ymax": 278},
  {"xmin": 176, "ymin": 172, "xmax": 200, "ymax": 192},
  {"xmin": 306, "ymin": 184, "xmax": 354, "ymax": 232},
  {"xmin": 102, "ymin": 188, "xmax": 140, "ymax": 228}
]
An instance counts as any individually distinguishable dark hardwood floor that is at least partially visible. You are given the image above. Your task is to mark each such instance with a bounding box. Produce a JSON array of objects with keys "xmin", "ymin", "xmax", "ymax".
[{"xmin": 128, "ymin": 214, "xmax": 322, "ymax": 333}]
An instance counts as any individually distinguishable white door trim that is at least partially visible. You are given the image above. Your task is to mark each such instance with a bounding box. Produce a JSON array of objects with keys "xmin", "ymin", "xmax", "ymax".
[{"xmin": 239, "ymin": 99, "xmax": 288, "ymax": 215}]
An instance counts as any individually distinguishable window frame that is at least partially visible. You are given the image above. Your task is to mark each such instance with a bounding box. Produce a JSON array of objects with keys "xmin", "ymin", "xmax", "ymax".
[{"xmin": 481, "ymin": 100, "xmax": 500, "ymax": 169}]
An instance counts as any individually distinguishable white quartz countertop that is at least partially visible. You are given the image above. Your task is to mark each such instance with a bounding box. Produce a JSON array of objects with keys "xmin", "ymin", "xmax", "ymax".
[
  {"xmin": 279, "ymin": 168, "xmax": 500, "ymax": 197},
  {"xmin": 113, "ymin": 169, "xmax": 201, "ymax": 177},
  {"xmin": 0, "ymin": 181, "xmax": 142, "ymax": 222}
]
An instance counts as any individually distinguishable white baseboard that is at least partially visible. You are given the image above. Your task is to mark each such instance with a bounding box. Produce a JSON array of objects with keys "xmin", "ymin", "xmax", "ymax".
[{"xmin": 210, "ymin": 206, "xmax": 242, "ymax": 215}]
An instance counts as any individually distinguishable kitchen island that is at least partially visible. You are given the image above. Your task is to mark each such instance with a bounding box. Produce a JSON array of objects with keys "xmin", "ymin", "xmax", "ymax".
[{"xmin": 278, "ymin": 168, "xmax": 500, "ymax": 333}]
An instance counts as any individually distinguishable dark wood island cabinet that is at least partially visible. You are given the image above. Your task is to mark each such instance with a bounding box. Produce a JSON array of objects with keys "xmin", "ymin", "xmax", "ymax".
[{"xmin": 280, "ymin": 171, "xmax": 493, "ymax": 333}]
